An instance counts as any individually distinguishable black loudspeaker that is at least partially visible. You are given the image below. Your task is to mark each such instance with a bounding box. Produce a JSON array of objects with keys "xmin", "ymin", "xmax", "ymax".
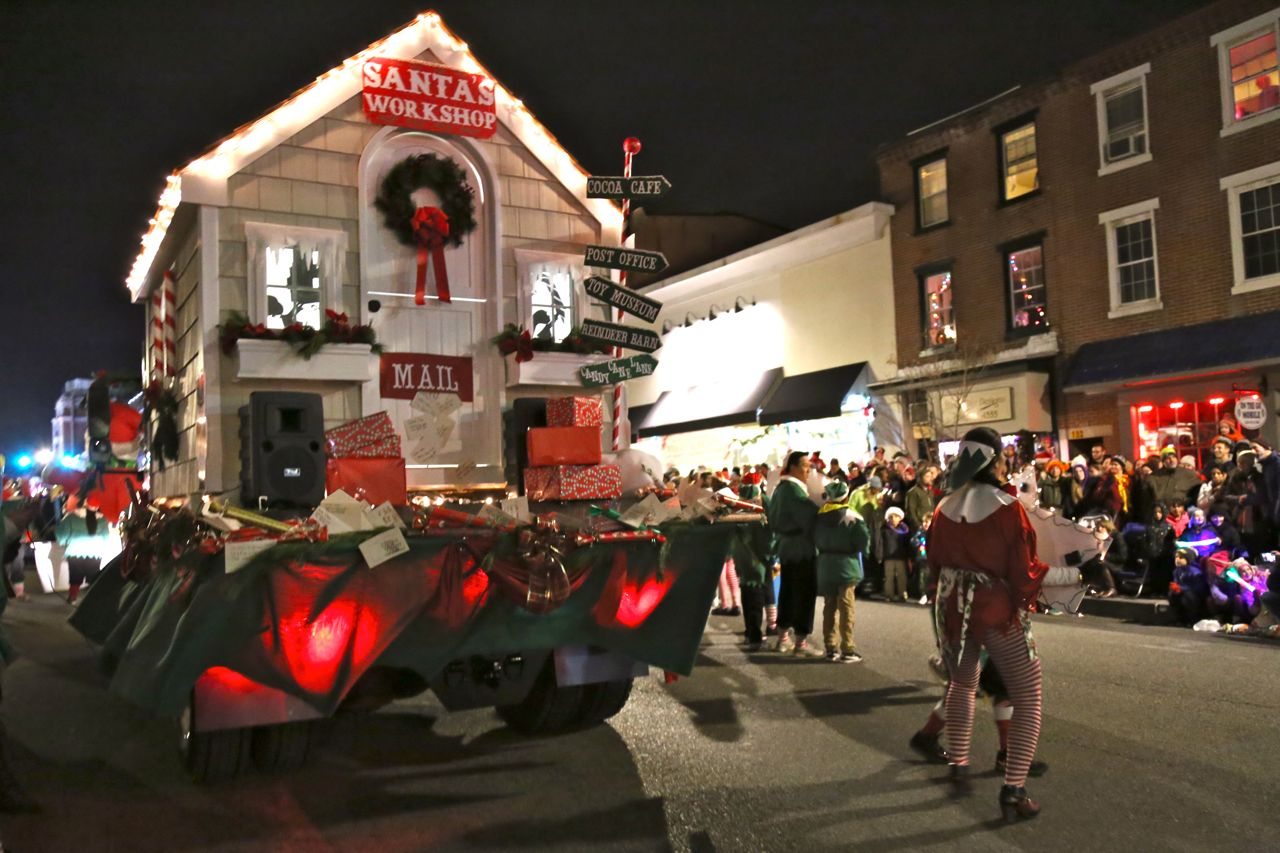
[
  {"xmin": 238, "ymin": 392, "xmax": 326, "ymax": 509},
  {"xmin": 502, "ymin": 397, "xmax": 546, "ymax": 495}
]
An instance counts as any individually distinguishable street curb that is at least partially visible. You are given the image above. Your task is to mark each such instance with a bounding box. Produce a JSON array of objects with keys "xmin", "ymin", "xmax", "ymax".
[{"xmin": 1078, "ymin": 595, "xmax": 1175, "ymax": 625}]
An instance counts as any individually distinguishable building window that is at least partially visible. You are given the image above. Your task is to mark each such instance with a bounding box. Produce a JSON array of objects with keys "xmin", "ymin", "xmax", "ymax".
[
  {"xmin": 1099, "ymin": 198, "xmax": 1161, "ymax": 318},
  {"xmin": 916, "ymin": 157, "xmax": 948, "ymax": 228},
  {"xmin": 245, "ymin": 222, "xmax": 347, "ymax": 329},
  {"xmin": 1091, "ymin": 64, "xmax": 1151, "ymax": 174},
  {"xmin": 1006, "ymin": 245, "xmax": 1048, "ymax": 331},
  {"xmin": 1221, "ymin": 162, "xmax": 1280, "ymax": 294},
  {"xmin": 1000, "ymin": 122, "xmax": 1038, "ymax": 201},
  {"xmin": 515, "ymin": 249, "xmax": 584, "ymax": 345},
  {"xmin": 1212, "ymin": 10, "xmax": 1280, "ymax": 135},
  {"xmin": 921, "ymin": 269, "xmax": 956, "ymax": 349}
]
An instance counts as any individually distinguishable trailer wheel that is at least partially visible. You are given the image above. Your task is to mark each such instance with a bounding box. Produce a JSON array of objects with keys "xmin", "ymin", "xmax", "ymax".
[
  {"xmin": 577, "ymin": 678, "xmax": 633, "ymax": 727},
  {"xmin": 179, "ymin": 699, "xmax": 252, "ymax": 784},
  {"xmin": 495, "ymin": 661, "xmax": 585, "ymax": 734},
  {"xmin": 251, "ymin": 722, "xmax": 314, "ymax": 773}
]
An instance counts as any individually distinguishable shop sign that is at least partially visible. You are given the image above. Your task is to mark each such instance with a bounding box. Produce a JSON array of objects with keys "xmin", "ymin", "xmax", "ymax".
[
  {"xmin": 362, "ymin": 57, "xmax": 497, "ymax": 139},
  {"xmin": 578, "ymin": 320, "xmax": 662, "ymax": 353},
  {"xmin": 379, "ymin": 353, "xmax": 474, "ymax": 401},
  {"xmin": 579, "ymin": 354, "xmax": 659, "ymax": 387},
  {"xmin": 586, "ymin": 175, "xmax": 672, "ymax": 200},
  {"xmin": 583, "ymin": 276, "xmax": 662, "ymax": 323},
  {"xmin": 937, "ymin": 386, "xmax": 1013, "ymax": 426},
  {"xmin": 583, "ymin": 245, "xmax": 669, "ymax": 275},
  {"xmin": 1235, "ymin": 396, "xmax": 1267, "ymax": 429}
]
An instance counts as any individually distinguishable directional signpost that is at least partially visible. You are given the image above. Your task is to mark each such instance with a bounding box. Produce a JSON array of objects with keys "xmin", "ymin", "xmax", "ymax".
[
  {"xmin": 586, "ymin": 175, "xmax": 672, "ymax": 201},
  {"xmin": 579, "ymin": 354, "xmax": 658, "ymax": 388},
  {"xmin": 583, "ymin": 245, "xmax": 669, "ymax": 276},
  {"xmin": 583, "ymin": 275, "xmax": 662, "ymax": 323},
  {"xmin": 578, "ymin": 319, "xmax": 662, "ymax": 354}
]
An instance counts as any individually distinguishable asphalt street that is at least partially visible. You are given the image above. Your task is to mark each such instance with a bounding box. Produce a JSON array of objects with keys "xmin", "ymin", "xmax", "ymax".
[{"xmin": 1, "ymin": 592, "xmax": 1277, "ymax": 852}]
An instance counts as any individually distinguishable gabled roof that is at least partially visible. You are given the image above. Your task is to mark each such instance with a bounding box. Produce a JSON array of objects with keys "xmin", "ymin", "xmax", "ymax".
[{"xmin": 127, "ymin": 10, "xmax": 622, "ymax": 300}]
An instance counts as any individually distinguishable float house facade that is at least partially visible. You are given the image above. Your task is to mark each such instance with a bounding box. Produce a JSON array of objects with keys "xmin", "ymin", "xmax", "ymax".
[{"xmin": 125, "ymin": 12, "xmax": 626, "ymax": 499}]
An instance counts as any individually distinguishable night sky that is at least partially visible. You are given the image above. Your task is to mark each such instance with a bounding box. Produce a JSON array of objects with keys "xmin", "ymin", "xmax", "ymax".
[{"xmin": 0, "ymin": 0, "xmax": 1207, "ymax": 458}]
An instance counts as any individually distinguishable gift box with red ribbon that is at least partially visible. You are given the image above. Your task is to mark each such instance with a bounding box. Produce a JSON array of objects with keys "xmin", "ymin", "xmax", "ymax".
[
  {"xmin": 524, "ymin": 463, "xmax": 622, "ymax": 501},
  {"xmin": 325, "ymin": 457, "xmax": 408, "ymax": 506},
  {"xmin": 526, "ymin": 427, "xmax": 602, "ymax": 467},
  {"xmin": 325, "ymin": 412, "xmax": 397, "ymax": 458},
  {"xmin": 546, "ymin": 395, "xmax": 604, "ymax": 429}
]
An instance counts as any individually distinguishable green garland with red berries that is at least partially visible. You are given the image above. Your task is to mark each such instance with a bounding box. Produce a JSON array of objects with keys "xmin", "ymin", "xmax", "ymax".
[{"xmin": 219, "ymin": 310, "xmax": 381, "ymax": 359}]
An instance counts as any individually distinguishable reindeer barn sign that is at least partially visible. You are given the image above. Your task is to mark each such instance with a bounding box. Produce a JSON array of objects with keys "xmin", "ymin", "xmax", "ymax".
[{"xmin": 362, "ymin": 57, "xmax": 498, "ymax": 139}]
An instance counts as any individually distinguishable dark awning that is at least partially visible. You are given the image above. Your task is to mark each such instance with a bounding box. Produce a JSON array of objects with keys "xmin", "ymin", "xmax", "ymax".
[
  {"xmin": 1064, "ymin": 309, "xmax": 1280, "ymax": 392},
  {"xmin": 636, "ymin": 368, "xmax": 783, "ymax": 438},
  {"xmin": 757, "ymin": 362, "xmax": 868, "ymax": 426}
]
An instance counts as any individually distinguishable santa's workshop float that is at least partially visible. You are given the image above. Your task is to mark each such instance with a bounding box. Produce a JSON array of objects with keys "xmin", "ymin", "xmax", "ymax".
[{"xmin": 74, "ymin": 10, "xmax": 756, "ymax": 783}]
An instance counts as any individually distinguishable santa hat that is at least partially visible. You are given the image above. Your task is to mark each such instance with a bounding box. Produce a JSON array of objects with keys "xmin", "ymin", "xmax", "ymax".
[{"xmin": 885, "ymin": 506, "xmax": 905, "ymax": 523}]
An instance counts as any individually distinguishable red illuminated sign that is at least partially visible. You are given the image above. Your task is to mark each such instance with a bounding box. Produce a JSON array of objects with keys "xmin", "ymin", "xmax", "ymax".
[
  {"xmin": 379, "ymin": 353, "xmax": 474, "ymax": 401},
  {"xmin": 361, "ymin": 57, "xmax": 497, "ymax": 139}
]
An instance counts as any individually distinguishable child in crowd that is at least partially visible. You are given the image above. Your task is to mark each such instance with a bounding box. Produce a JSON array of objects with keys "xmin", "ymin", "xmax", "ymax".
[
  {"xmin": 1168, "ymin": 547, "xmax": 1210, "ymax": 625},
  {"xmin": 879, "ymin": 506, "xmax": 910, "ymax": 601},
  {"xmin": 814, "ymin": 481, "xmax": 870, "ymax": 662},
  {"xmin": 731, "ymin": 478, "xmax": 774, "ymax": 651}
]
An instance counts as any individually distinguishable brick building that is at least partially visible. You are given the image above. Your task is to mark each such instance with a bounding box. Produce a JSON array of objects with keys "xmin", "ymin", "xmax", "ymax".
[{"xmin": 874, "ymin": 0, "xmax": 1280, "ymax": 465}]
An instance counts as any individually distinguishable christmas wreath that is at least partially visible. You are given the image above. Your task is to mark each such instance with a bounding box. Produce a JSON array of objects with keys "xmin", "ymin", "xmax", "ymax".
[
  {"xmin": 219, "ymin": 309, "xmax": 381, "ymax": 360},
  {"xmin": 491, "ymin": 323, "xmax": 611, "ymax": 363},
  {"xmin": 374, "ymin": 153, "xmax": 478, "ymax": 305}
]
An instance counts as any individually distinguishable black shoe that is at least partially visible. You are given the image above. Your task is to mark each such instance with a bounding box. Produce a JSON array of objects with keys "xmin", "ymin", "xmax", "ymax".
[
  {"xmin": 726, "ymin": 607, "xmax": 741, "ymax": 616},
  {"xmin": 995, "ymin": 749, "xmax": 1048, "ymax": 778},
  {"xmin": 999, "ymin": 784, "xmax": 1041, "ymax": 823},
  {"xmin": 765, "ymin": 625, "xmax": 779, "ymax": 637},
  {"xmin": 947, "ymin": 764, "xmax": 972, "ymax": 796},
  {"xmin": 711, "ymin": 607, "xmax": 730, "ymax": 616},
  {"xmin": 909, "ymin": 732, "xmax": 950, "ymax": 765}
]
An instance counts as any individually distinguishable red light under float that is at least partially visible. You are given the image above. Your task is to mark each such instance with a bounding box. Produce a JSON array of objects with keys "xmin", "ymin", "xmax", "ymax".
[{"xmin": 613, "ymin": 574, "xmax": 674, "ymax": 629}]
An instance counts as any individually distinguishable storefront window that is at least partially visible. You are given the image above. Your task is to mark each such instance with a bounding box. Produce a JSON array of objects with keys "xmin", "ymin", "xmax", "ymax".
[{"xmin": 1131, "ymin": 395, "xmax": 1250, "ymax": 467}]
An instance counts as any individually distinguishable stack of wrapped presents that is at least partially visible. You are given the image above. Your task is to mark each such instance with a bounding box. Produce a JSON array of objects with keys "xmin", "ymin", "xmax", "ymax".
[
  {"xmin": 523, "ymin": 396, "xmax": 622, "ymax": 501},
  {"xmin": 324, "ymin": 411, "xmax": 408, "ymax": 505}
]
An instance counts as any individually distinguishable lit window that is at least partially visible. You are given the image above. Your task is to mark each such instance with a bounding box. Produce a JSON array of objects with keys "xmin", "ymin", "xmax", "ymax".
[
  {"xmin": 916, "ymin": 158, "xmax": 948, "ymax": 228},
  {"xmin": 1099, "ymin": 198, "xmax": 1161, "ymax": 317},
  {"xmin": 1000, "ymin": 123, "xmax": 1038, "ymax": 201},
  {"xmin": 1006, "ymin": 245, "xmax": 1048, "ymax": 331},
  {"xmin": 529, "ymin": 267, "xmax": 574, "ymax": 343},
  {"xmin": 921, "ymin": 270, "xmax": 955, "ymax": 349},
  {"xmin": 1240, "ymin": 181, "xmax": 1280, "ymax": 279},
  {"xmin": 1213, "ymin": 11, "xmax": 1280, "ymax": 134},
  {"xmin": 264, "ymin": 245, "xmax": 322, "ymax": 330}
]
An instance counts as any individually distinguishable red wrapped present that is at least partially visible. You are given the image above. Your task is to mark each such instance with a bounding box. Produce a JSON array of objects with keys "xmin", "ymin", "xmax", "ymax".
[
  {"xmin": 342, "ymin": 434, "xmax": 403, "ymax": 459},
  {"xmin": 524, "ymin": 464, "xmax": 622, "ymax": 501},
  {"xmin": 325, "ymin": 412, "xmax": 396, "ymax": 458},
  {"xmin": 546, "ymin": 395, "xmax": 604, "ymax": 428},
  {"xmin": 527, "ymin": 427, "xmax": 602, "ymax": 466},
  {"xmin": 325, "ymin": 457, "xmax": 407, "ymax": 506}
]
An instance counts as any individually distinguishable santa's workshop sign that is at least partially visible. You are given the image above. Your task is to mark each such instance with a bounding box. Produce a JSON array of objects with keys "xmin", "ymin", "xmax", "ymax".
[
  {"xmin": 362, "ymin": 57, "xmax": 497, "ymax": 139},
  {"xmin": 380, "ymin": 353, "xmax": 475, "ymax": 401}
]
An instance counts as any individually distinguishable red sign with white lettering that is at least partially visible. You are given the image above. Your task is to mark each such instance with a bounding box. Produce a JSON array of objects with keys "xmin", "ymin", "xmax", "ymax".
[
  {"xmin": 361, "ymin": 57, "xmax": 497, "ymax": 139},
  {"xmin": 379, "ymin": 353, "xmax": 475, "ymax": 402}
]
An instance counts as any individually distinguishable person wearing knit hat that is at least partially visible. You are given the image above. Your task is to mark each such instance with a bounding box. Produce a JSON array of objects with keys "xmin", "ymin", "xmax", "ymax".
[
  {"xmin": 879, "ymin": 506, "xmax": 911, "ymax": 601},
  {"xmin": 927, "ymin": 426, "xmax": 1048, "ymax": 820},
  {"xmin": 814, "ymin": 480, "xmax": 870, "ymax": 662},
  {"xmin": 1204, "ymin": 436, "xmax": 1236, "ymax": 478}
]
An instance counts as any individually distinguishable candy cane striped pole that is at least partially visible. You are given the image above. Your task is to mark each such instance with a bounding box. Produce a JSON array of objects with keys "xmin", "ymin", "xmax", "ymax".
[
  {"xmin": 611, "ymin": 137, "xmax": 641, "ymax": 451},
  {"xmin": 151, "ymin": 271, "xmax": 177, "ymax": 380}
]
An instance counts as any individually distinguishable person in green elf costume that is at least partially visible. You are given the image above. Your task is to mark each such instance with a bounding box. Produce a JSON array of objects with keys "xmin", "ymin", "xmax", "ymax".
[
  {"xmin": 731, "ymin": 476, "xmax": 774, "ymax": 652},
  {"xmin": 815, "ymin": 480, "xmax": 870, "ymax": 662},
  {"xmin": 766, "ymin": 450, "xmax": 820, "ymax": 655}
]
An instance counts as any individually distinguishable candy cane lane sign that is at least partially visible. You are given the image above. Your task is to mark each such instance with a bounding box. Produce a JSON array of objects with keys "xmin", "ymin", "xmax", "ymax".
[
  {"xmin": 579, "ymin": 354, "xmax": 659, "ymax": 387},
  {"xmin": 362, "ymin": 57, "xmax": 497, "ymax": 139},
  {"xmin": 583, "ymin": 276, "xmax": 662, "ymax": 323},
  {"xmin": 578, "ymin": 320, "xmax": 662, "ymax": 353},
  {"xmin": 583, "ymin": 245, "xmax": 669, "ymax": 276},
  {"xmin": 586, "ymin": 175, "xmax": 672, "ymax": 200}
]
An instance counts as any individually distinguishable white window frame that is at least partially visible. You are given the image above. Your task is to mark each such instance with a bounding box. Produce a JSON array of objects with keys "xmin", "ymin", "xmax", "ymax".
[
  {"xmin": 1091, "ymin": 63, "xmax": 1152, "ymax": 176},
  {"xmin": 1099, "ymin": 197, "xmax": 1163, "ymax": 319},
  {"xmin": 244, "ymin": 222, "xmax": 347, "ymax": 327},
  {"xmin": 1211, "ymin": 8, "xmax": 1280, "ymax": 137},
  {"xmin": 513, "ymin": 248, "xmax": 586, "ymax": 344},
  {"xmin": 1220, "ymin": 160, "xmax": 1280, "ymax": 295}
]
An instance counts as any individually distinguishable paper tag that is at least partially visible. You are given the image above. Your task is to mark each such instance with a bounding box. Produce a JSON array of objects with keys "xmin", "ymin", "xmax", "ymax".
[
  {"xmin": 324, "ymin": 489, "xmax": 363, "ymax": 506},
  {"xmin": 367, "ymin": 502, "xmax": 406, "ymax": 529},
  {"xmin": 404, "ymin": 414, "xmax": 432, "ymax": 443},
  {"xmin": 455, "ymin": 458, "xmax": 477, "ymax": 480},
  {"xmin": 619, "ymin": 493, "xmax": 663, "ymax": 528},
  {"xmin": 412, "ymin": 391, "xmax": 463, "ymax": 417},
  {"xmin": 203, "ymin": 514, "xmax": 243, "ymax": 533},
  {"xmin": 410, "ymin": 440, "xmax": 440, "ymax": 463},
  {"xmin": 312, "ymin": 505, "xmax": 356, "ymax": 534},
  {"xmin": 358, "ymin": 527, "xmax": 410, "ymax": 568},
  {"xmin": 500, "ymin": 496, "xmax": 531, "ymax": 522},
  {"xmin": 224, "ymin": 539, "xmax": 278, "ymax": 574}
]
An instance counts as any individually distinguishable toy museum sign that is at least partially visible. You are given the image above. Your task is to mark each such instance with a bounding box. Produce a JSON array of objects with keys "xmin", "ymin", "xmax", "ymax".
[
  {"xmin": 379, "ymin": 353, "xmax": 475, "ymax": 401},
  {"xmin": 362, "ymin": 57, "xmax": 497, "ymax": 139}
]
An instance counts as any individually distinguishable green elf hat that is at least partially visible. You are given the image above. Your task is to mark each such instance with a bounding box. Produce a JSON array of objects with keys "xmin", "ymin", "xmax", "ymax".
[
  {"xmin": 823, "ymin": 480, "xmax": 850, "ymax": 503},
  {"xmin": 947, "ymin": 426, "xmax": 1002, "ymax": 490}
]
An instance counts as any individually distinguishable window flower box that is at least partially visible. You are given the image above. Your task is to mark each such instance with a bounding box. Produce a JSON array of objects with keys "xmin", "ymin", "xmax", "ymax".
[
  {"xmin": 233, "ymin": 339, "xmax": 376, "ymax": 383},
  {"xmin": 505, "ymin": 352, "xmax": 611, "ymax": 388}
]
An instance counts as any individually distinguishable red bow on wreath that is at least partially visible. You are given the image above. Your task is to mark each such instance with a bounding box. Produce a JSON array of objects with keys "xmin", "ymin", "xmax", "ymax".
[
  {"xmin": 498, "ymin": 329, "xmax": 535, "ymax": 363},
  {"xmin": 411, "ymin": 205, "xmax": 451, "ymax": 305}
]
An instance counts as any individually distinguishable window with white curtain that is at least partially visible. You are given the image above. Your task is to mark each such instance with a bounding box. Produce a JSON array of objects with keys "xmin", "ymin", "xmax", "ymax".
[{"xmin": 245, "ymin": 222, "xmax": 348, "ymax": 328}]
